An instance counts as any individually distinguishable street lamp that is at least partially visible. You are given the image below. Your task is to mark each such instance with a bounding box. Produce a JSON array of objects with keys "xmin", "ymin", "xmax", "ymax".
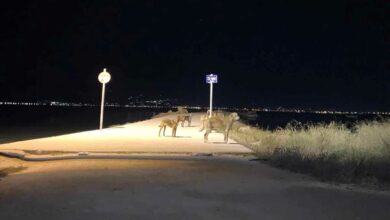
[{"xmin": 98, "ymin": 68, "xmax": 111, "ymax": 130}]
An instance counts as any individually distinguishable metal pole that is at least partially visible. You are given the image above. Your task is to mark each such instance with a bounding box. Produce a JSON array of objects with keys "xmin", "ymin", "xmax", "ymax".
[
  {"xmin": 99, "ymin": 83, "xmax": 106, "ymax": 130},
  {"xmin": 209, "ymin": 82, "xmax": 213, "ymax": 118}
]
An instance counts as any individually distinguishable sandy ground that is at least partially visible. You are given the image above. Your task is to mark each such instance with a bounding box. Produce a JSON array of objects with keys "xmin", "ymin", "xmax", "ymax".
[
  {"xmin": 0, "ymin": 157, "xmax": 390, "ymax": 220},
  {"xmin": 0, "ymin": 113, "xmax": 252, "ymax": 154}
]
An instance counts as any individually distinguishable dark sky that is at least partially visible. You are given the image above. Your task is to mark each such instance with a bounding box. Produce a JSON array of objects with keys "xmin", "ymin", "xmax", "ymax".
[{"xmin": 0, "ymin": 0, "xmax": 389, "ymax": 111}]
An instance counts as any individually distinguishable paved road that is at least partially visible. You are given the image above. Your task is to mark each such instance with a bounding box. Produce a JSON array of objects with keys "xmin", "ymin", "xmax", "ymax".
[
  {"xmin": 0, "ymin": 114, "xmax": 389, "ymax": 219},
  {"xmin": 0, "ymin": 158, "xmax": 389, "ymax": 220},
  {"xmin": 0, "ymin": 113, "xmax": 251, "ymax": 154}
]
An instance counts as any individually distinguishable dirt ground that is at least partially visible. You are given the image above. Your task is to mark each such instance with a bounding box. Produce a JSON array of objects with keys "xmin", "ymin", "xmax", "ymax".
[{"xmin": 1, "ymin": 156, "xmax": 390, "ymax": 220}]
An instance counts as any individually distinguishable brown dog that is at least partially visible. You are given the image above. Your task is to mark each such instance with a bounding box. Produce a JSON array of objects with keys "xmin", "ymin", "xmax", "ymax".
[
  {"xmin": 177, "ymin": 114, "xmax": 192, "ymax": 127},
  {"xmin": 158, "ymin": 118, "xmax": 179, "ymax": 137},
  {"xmin": 203, "ymin": 112, "xmax": 240, "ymax": 143}
]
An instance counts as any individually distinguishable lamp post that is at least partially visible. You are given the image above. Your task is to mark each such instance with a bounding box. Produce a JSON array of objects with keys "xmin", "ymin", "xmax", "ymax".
[
  {"xmin": 206, "ymin": 74, "xmax": 218, "ymax": 118},
  {"xmin": 98, "ymin": 68, "xmax": 111, "ymax": 130}
]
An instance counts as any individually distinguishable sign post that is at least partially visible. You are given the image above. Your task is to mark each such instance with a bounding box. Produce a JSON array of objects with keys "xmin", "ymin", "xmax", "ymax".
[
  {"xmin": 98, "ymin": 68, "xmax": 111, "ymax": 130},
  {"xmin": 206, "ymin": 74, "xmax": 218, "ymax": 118}
]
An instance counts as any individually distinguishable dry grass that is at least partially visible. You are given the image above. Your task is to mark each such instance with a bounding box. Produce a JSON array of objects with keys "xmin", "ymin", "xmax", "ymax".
[
  {"xmin": 0, "ymin": 166, "xmax": 27, "ymax": 178},
  {"xmin": 225, "ymin": 113, "xmax": 390, "ymax": 184}
]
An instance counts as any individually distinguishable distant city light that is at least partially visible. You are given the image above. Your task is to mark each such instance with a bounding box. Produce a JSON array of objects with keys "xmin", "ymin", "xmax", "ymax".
[{"xmin": 0, "ymin": 100, "xmax": 389, "ymax": 116}]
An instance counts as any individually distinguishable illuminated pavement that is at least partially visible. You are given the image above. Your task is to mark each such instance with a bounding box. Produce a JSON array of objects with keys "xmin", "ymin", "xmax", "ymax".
[
  {"xmin": 0, "ymin": 113, "xmax": 252, "ymax": 156},
  {"xmin": 1, "ymin": 158, "xmax": 389, "ymax": 220},
  {"xmin": 1, "ymin": 114, "xmax": 389, "ymax": 220}
]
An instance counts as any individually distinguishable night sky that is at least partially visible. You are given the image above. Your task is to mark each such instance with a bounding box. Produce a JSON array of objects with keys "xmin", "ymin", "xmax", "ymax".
[{"xmin": 0, "ymin": 0, "xmax": 389, "ymax": 111}]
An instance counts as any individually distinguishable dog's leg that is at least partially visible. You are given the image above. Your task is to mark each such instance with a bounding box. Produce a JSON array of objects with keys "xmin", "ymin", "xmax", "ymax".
[
  {"xmin": 224, "ymin": 130, "xmax": 229, "ymax": 143},
  {"xmin": 172, "ymin": 127, "xmax": 176, "ymax": 137},
  {"xmin": 204, "ymin": 129, "xmax": 211, "ymax": 143}
]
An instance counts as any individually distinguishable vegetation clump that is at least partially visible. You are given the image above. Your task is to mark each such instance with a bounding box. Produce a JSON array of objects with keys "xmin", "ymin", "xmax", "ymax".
[
  {"xmin": 0, "ymin": 166, "xmax": 27, "ymax": 178},
  {"xmin": 224, "ymin": 113, "xmax": 390, "ymax": 185}
]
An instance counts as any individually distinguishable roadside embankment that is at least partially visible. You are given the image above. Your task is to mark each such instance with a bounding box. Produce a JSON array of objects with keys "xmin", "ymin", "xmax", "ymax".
[{"xmin": 225, "ymin": 113, "xmax": 390, "ymax": 186}]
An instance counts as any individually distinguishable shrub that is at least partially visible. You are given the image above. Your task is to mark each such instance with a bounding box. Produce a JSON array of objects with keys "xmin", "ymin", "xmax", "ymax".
[{"xmin": 229, "ymin": 116, "xmax": 390, "ymax": 184}]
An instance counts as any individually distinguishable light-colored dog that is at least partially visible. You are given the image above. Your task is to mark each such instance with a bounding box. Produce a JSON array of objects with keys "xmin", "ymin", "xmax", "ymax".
[
  {"xmin": 158, "ymin": 117, "xmax": 179, "ymax": 137},
  {"xmin": 203, "ymin": 112, "xmax": 240, "ymax": 143}
]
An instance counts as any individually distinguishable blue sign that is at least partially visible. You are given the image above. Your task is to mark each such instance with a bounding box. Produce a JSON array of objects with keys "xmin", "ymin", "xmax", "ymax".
[{"xmin": 206, "ymin": 74, "xmax": 218, "ymax": 84}]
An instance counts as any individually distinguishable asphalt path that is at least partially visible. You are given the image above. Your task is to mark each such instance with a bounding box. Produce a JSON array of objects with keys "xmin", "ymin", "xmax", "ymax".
[
  {"xmin": 0, "ymin": 113, "xmax": 252, "ymax": 154},
  {"xmin": 0, "ymin": 158, "xmax": 389, "ymax": 220},
  {"xmin": 0, "ymin": 113, "xmax": 389, "ymax": 219}
]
